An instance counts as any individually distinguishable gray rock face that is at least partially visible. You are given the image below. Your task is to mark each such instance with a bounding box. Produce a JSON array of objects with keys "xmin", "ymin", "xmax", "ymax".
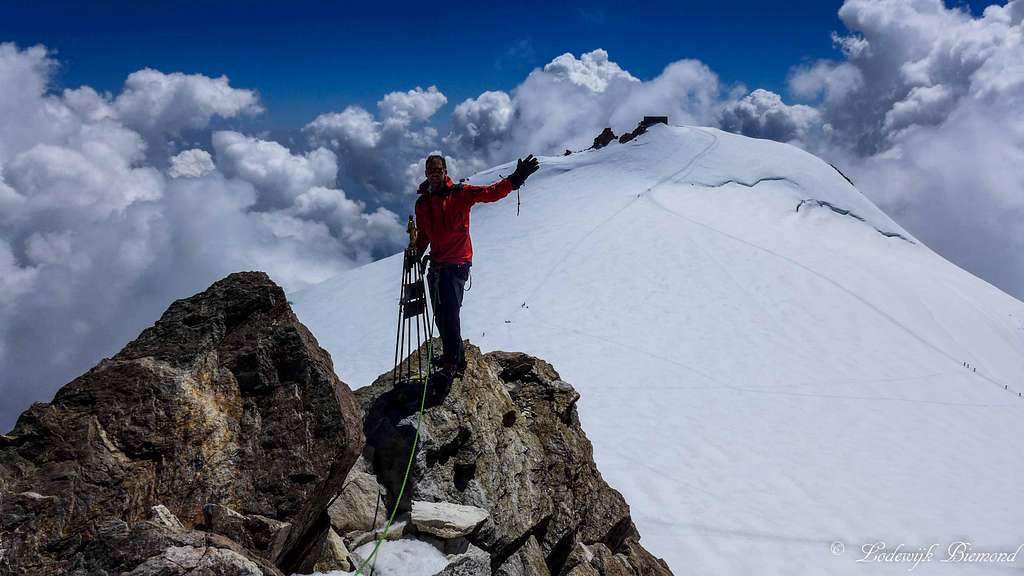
[
  {"xmin": 203, "ymin": 503, "xmax": 292, "ymax": 565},
  {"xmin": 297, "ymin": 527, "xmax": 353, "ymax": 574},
  {"xmin": 57, "ymin": 516, "xmax": 283, "ymax": 576},
  {"xmin": 437, "ymin": 543, "xmax": 491, "ymax": 576},
  {"xmin": 358, "ymin": 342, "xmax": 672, "ymax": 576},
  {"xmin": 0, "ymin": 272, "xmax": 363, "ymax": 575},
  {"xmin": 494, "ymin": 536, "xmax": 550, "ymax": 576},
  {"xmin": 328, "ymin": 466, "xmax": 387, "ymax": 538}
]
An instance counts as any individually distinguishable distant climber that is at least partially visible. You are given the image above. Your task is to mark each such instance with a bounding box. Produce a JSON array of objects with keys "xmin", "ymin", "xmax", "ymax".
[{"xmin": 414, "ymin": 153, "xmax": 540, "ymax": 380}]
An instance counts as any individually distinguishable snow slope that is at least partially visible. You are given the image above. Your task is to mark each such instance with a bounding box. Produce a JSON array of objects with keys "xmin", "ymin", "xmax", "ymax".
[{"xmin": 292, "ymin": 125, "xmax": 1024, "ymax": 575}]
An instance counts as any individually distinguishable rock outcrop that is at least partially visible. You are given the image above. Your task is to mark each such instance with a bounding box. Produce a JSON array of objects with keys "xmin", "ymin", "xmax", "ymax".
[
  {"xmin": 0, "ymin": 270, "xmax": 671, "ymax": 575},
  {"xmin": 591, "ymin": 128, "xmax": 617, "ymax": 149},
  {"xmin": 354, "ymin": 342, "xmax": 672, "ymax": 576},
  {"xmin": 0, "ymin": 272, "xmax": 363, "ymax": 575},
  {"xmin": 618, "ymin": 116, "xmax": 668, "ymax": 144}
]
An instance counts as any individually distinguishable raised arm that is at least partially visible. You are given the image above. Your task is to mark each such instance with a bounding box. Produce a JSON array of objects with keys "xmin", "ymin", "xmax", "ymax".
[
  {"xmin": 458, "ymin": 154, "xmax": 540, "ymax": 206},
  {"xmin": 460, "ymin": 178, "xmax": 515, "ymax": 205}
]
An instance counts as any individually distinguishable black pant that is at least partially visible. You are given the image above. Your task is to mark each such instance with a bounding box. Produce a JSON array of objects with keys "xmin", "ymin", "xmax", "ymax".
[{"xmin": 428, "ymin": 262, "xmax": 470, "ymax": 367}]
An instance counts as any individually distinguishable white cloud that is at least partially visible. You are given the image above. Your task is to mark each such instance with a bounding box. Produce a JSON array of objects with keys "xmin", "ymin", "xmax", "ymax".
[
  {"xmin": 304, "ymin": 87, "xmax": 448, "ymax": 200},
  {"xmin": 788, "ymin": 60, "xmax": 863, "ymax": 105},
  {"xmin": 444, "ymin": 50, "xmax": 723, "ymax": 171},
  {"xmin": 5, "ymin": 130, "xmax": 163, "ymax": 222},
  {"xmin": 882, "ymin": 84, "xmax": 955, "ymax": 133},
  {"xmin": 113, "ymin": 68, "xmax": 263, "ymax": 137},
  {"xmin": 0, "ymin": 44, "xmax": 404, "ymax": 432},
  {"xmin": 289, "ymin": 186, "xmax": 405, "ymax": 260},
  {"xmin": 719, "ymin": 89, "xmax": 822, "ymax": 143},
  {"xmin": 542, "ymin": 48, "xmax": 638, "ymax": 92},
  {"xmin": 305, "ymin": 106, "xmax": 382, "ymax": 148},
  {"xmin": 783, "ymin": 0, "xmax": 1024, "ymax": 302},
  {"xmin": 445, "ymin": 91, "xmax": 514, "ymax": 158},
  {"xmin": 378, "ymin": 85, "xmax": 447, "ymax": 126},
  {"xmin": 167, "ymin": 148, "xmax": 216, "ymax": 178},
  {"xmin": 610, "ymin": 59, "xmax": 721, "ymax": 129},
  {"xmin": 212, "ymin": 131, "xmax": 338, "ymax": 209}
]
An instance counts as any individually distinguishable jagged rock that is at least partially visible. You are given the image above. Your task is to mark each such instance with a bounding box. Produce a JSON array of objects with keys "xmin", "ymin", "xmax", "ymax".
[
  {"xmin": 297, "ymin": 527, "xmax": 353, "ymax": 573},
  {"xmin": 123, "ymin": 544, "xmax": 264, "ymax": 576},
  {"xmin": 348, "ymin": 516, "xmax": 411, "ymax": 549},
  {"xmin": 69, "ymin": 517, "xmax": 283, "ymax": 575},
  {"xmin": 0, "ymin": 272, "xmax": 363, "ymax": 574},
  {"xmin": 563, "ymin": 542, "xmax": 631, "ymax": 576},
  {"xmin": 149, "ymin": 504, "xmax": 185, "ymax": 530},
  {"xmin": 328, "ymin": 466, "xmax": 387, "ymax": 538},
  {"xmin": 495, "ymin": 536, "xmax": 550, "ymax": 576},
  {"xmin": 204, "ymin": 503, "xmax": 292, "ymax": 564},
  {"xmin": 565, "ymin": 563, "xmax": 601, "ymax": 576},
  {"xmin": 412, "ymin": 500, "xmax": 490, "ymax": 539},
  {"xmin": 435, "ymin": 542, "xmax": 491, "ymax": 576},
  {"xmin": 591, "ymin": 127, "xmax": 617, "ymax": 149},
  {"xmin": 358, "ymin": 341, "xmax": 671, "ymax": 576},
  {"xmin": 617, "ymin": 117, "xmax": 667, "ymax": 146}
]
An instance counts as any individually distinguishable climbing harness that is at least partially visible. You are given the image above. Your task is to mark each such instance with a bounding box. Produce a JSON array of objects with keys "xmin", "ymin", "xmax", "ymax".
[{"xmin": 353, "ymin": 216, "xmax": 436, "ymax": 576}]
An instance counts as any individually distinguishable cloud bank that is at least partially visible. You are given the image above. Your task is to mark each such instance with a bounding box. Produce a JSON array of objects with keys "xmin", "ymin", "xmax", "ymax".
[
  {"xmin": 785, "ymin": 0, "xmax": 1024, "ymax": 301},
  {"xmin": 0, "ymin": 43, "xmax": 404, "ymax": 430}
]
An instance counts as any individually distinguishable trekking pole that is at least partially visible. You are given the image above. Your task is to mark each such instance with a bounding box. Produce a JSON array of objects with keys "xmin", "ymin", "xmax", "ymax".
[{"xmin": 353, "ymin": 216, "xmax": 433, "ymax": 576}]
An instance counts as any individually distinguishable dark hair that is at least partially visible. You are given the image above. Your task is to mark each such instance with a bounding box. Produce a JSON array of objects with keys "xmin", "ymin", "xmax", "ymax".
[{"xmin": 425, "ymin": 154, "xmax": 447, "ymax": 170}]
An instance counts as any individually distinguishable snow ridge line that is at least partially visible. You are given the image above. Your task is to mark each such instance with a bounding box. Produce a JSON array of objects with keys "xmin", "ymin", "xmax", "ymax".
[
  {"xmin": 796, "ymin": 199, "xmax": 914, "ymax": 243},
  {"xmin": 644, "ymin": 191, "xmax": 1022, "ymax": 402},
  {"xmin": 700, "ymin": 176, "xmax": 795, "ymax": 189}
]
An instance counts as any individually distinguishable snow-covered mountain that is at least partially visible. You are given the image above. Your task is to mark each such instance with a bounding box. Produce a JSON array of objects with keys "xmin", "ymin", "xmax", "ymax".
[{"xmin": 292, "ymin": 125, "xmax": 1024, "ymax": 575}]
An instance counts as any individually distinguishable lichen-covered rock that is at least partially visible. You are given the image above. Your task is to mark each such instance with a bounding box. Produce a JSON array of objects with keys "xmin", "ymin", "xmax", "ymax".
[
  {"xmin": 358, "ymin": 341, "xmax": 671, "ymax": 576},
  {"xmin": 0, "ymin": 272, "xmax": 363, "ymax": 574}
]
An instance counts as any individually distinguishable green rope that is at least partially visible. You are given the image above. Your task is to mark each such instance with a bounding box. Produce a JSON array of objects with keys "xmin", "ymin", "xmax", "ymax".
[{"xmin": 353, "ymin": 260, "xmax": 435, "ymax": 575}]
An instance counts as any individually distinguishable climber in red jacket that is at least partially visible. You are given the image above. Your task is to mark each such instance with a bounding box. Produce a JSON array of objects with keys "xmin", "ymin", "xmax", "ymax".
[{"xmin": 414, "ymin": 153, "xmax": 539, "ymax": 380}]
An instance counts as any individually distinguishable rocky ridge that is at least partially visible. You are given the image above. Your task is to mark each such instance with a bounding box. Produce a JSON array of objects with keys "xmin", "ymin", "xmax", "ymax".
[
  {"xmin": 332, "ymin": 342, "xmax": 673, "ymax": 576},
  {"xmin": 0, "ymin": 272, "xmax": 671, "ymax": 576}
]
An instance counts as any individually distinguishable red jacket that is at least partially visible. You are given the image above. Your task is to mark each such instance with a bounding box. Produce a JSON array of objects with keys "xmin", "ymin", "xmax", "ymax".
[{"xmin": 415, "ymin": 175, "xmax": 514, "ymax": 264}]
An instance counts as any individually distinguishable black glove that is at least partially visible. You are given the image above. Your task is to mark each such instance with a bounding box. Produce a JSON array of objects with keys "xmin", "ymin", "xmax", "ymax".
[{"xmin": 508, "ymin": 154, "xmax": 539, "ymax": 189}]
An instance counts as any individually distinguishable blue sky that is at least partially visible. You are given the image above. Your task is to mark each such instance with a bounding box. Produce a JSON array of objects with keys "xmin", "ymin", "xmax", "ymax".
[
  {"xmin": 0, "ymin": 0, "xmax": 948, "ymax": 128},
  {"xmin": 5, "ymin": 1, "xmax": 1000, "ymax": 129}
]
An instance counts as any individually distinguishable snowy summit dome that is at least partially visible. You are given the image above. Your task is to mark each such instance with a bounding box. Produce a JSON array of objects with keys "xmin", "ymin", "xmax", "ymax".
[{"xmin": 293, "ymin": 124, "xmax": 1024, "ymax": 575}]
